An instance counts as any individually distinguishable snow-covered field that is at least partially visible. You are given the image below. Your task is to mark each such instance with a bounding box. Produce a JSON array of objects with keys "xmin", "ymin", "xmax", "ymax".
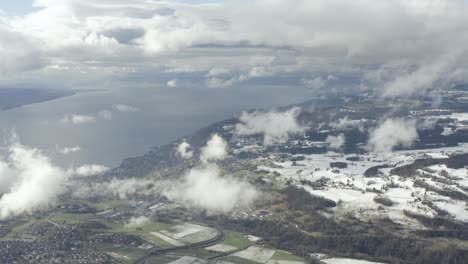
[
  {"xmin": 257, "ymin": 144, "xmax": 468, "ymax": 226},
  {"xmin": 151, "ymin": 223, "xmax": 218, "ymax": 246},
  {"xmin": 232, "ymin": 246, "xmax": 276, "ymax": 263},
  {"xmin": 322, "ymin": 258, "xmax": 386, "ymax": 264},
  {"xmin": 205, "ymin": 243, "xmax": 238, "ymax": 253}
]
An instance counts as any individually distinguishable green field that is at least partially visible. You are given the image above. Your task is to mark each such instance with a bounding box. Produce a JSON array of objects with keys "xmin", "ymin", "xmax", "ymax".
[
  {"xmin": 96, "ymin": 243, "xmax": 147, "ymax": 264},
  {"xmin": 271, "ymin": 250, "xmax": 305, "ymax": 261},
  {"xmin": 48, "ymin": 213, "xmax": 93, "ymax": 224},
  {"xmin": 223, "ymin": 230, "xmax": 254, "ymax": 248},
  {"xmin": 71, "ymin": 199, "xmax": 131, "ymax": 210}
]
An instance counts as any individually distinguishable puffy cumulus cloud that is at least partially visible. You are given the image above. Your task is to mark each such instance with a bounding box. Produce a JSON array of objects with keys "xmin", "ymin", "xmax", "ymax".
[
  {"xmin": 326, "ymin": 134, "xmax": 345, "ymax": 150},
  {"xmin": 176, "ymin": 141, "xmax": 193, "ymax": 159},
  {"xmin": 61, "ymin": 114, "xmax": 96, "ymax": 124},
  {"xmin": 0, "ymin": 136, "xmax": 113, "ymax": 219},
  {"xmin": 235, "ymin": 107, "xmax": 306, "ymax": 145},
  {"xmin": 165, "ymin": 134, "xmax": 257, "ymax": 214},
  {"xmin": 125, "ymin": 216, "xmax": 150, "ymax": 228},
  {"xmin": 0, "ymin": 0, "xmax": 466, "ymax": 97},
  {"xmin": 0, "ymin": 27, "xmax": 48, "ymax": 76},
  {"xmin": 163, "ymin": 163, "xmax": 258, "ymax": 214},
  {"xmin": 70, "ymin": 164, "xmax": 109, "ymax": 177},
  {"xmin": 366, "ymin": 118, "xmax": 418, "ymax": 153},
  {"xmin": 114, "ymin": 104, "xmax": 139, "ymax": 112},
  {"xmin": 0, "ymin": 142, "xmax": 68, "ymax": 219},
  {"xmin": 200, "ymin": 134, "xmax": 227, "ymax": 162}
]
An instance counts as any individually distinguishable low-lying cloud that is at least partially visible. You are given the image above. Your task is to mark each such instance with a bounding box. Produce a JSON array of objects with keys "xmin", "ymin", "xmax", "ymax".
[
  {"xmin": 62, "ymin": 104, "xmax": 140, "ymax": 125},
  {"xmin": 326, "ymin": 134, "xmax": 346, "ymax": 150},
  {"xmin": 0, "ymin": 142, "xmax": 68, "ymax": 219},
  {"xmin": 125, "ymin": 216, "xmax": 150, "ymax": 228},
  {"xmin": 164, "ymin": 134, "xmax": 258, "ymax": 214},
  {"xmin": 163, "ymin": 164, "xmax": 258, "ymax": 214},
  {"xmin": 329, "ymin": 116, "xmax": 366, "ymax": 131},
  {"xmin": 0, "ymin": 138, "xmax": 112, "ymax": 219},
  {"xmin": 176, "ymin": 141, "xmax": 193, "ymax": 159},
  {"xmin": 200, "ymin": 134, "xmax": 228, "ymax": 163},
  {"xmin": 366, "ymin": 118, "xmax": 418, "ymax": 153},
  {"xmin": 74, "ymin": 178, "xmax": 159, "ymax": 200},
  {"xmin": 61, "ymin": 114, "xmax": 96, "ymax": 124},
  {"xmin": 114, "ymin": 104, "xmax": 140, "ymax": 113},
  {"xmin": 70, "ymin": 164, "xmax": 109, "ymax": 177},
  {"xmin": 57, "ymin": 145, "xmax": 81, "ymax": 155},
  {"xmin": 235, "ymin": 107, "xmax": 306, "ymax": 145}
]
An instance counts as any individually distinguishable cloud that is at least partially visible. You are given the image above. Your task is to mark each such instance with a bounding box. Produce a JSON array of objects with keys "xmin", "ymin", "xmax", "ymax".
[
  {"xmin": 125, "ymin": 216, "xmax": 150, "ymax": 228},
  {"xmin": 165, "ymin": 134, "xmax": 257, "ymax": 214},
  {"xmin": 58, "ymin": 145, "xmax": 81, "ymax": 154},
  {"xmin": 176, "ymin": 141, "xmax": 193, "ymax": 159},
  {"xmin": 61, "ymin": 114, "xmax": 97, "ymax": 124},
  {"xmin": 70, "ymin": 164, "xmax": 109, "ymax": 177},
  {"xmin": 0, "ymin": 142, "xmax": 68, "ymax": 219},
  {"xmin": 163, "ymin": 163, "xmax": 257, "ymax": 214},
  {"xmin": 73, "ymin": 134, "xmax": 257, "ymax": 214},
  {"xmin": 301, "ymin": 76, "xmax": 327, "ymax": 91},
  {"xmin": 326, "ymin": 134, "xmax": 345, "ymax": 150},
  {"xmin": 74, "ymin": 177, "xmax": 158, "ymax": 199},
  {"xmin": 329, "ymin": 116, "xmax": 366, "ymax": 131},
  {"xmin": 114, "ymin": 104, "xmax": 140, "ymax": 112},
  {"xmin": 366, "ymin": 118, "xmax": 418, "ymax": 153},
  {"xmin": 167, "ymin": 79, "xmax": 178, "ymax": 88},
  {"xmin": 235, "ymin": 107, "xmax": 306, "ymax": 145},
  {"xmin": 0, "ymin": 0, "xmax": 465, "ymax": 97},
  {"xmin": 200, "ymin": 134, "xmax": 228, "ymax": 162}
]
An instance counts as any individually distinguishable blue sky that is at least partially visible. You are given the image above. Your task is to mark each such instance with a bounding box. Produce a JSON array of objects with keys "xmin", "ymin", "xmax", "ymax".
[{"xmin": 0, "ymin": 0, "xmax": 34, "ymax": 14}]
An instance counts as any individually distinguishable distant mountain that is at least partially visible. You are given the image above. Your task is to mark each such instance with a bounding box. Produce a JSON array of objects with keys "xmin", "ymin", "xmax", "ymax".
[{"xmin": 0, "ymin": 88, "xmax": 75, "ymax": 111}]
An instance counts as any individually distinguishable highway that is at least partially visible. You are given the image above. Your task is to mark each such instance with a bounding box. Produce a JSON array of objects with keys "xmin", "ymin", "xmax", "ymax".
[{"xmin": 134, "ymin": 226, "xmax": 225, "ymax": 264}]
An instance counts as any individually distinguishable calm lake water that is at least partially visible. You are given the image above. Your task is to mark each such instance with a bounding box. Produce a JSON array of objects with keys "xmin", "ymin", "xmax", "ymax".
[{"xmin": 0, "ymin": 85, "xmax": 312, "ymax": 167}]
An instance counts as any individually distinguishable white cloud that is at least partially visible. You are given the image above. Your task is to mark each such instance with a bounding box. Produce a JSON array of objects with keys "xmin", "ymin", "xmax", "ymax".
[
  {"xmin": 62, "ymin": 114, "xmax": 96, "ymax": 124},
  {"xmin": 163, "ymin": 163, "xmax": 257, "ymax": 214},
  {"xmin": 366, "ymin": 118, "xmax": 418, "ymax": 153},
  {"xmin": 0, "ymin": 0, "xmax": 465, "ymax": 97},
  {"xmin": 114, "ymin": 104, "xmax": 140, "ymax": 112},
  {"xmin": 235, "ymin": 107, "xmax": 306, "ymax": 145},
  {"xmin": 70, "ymin": 164, "xmax": 109, "ymax": 177},
  {"xmin": 58, "ymin": 145, "xmax": 81, "ymax": 154},
  {"xmin": 176, "ymin": 141, "xmax": 193, "ymax": 159},
  {"xmin": 125, "ymin": 216, "xmax": 150, "ymax": 228},
  {"xmin": 0, "ymin": 136, "xmax": 116, "ymax": 219},
  {"xmin": 200, "ymin": 134, "xmax": 227, "ymax": 162},
  {"xmin": 167, "ymin": 79, "xmax": 178, "ymax": 88},
  {"xmin": 167, "ymin": 134, "xmax": 257, "ymax": 214},
  {"xmin": 0, "ymin": 142, "xmax": 68, "ymax": 219},
  {"xmin": 301, "ymin": 76, "xmax": 326, "ymax": 91},
  {"xmin": 326, "ymin": 134, "xmax": 345, "ymax": 150},
  {"xmin": 329, "ymin": 116, "xmax": 366, "ymax": 131},
  {"xmin": 74, "ymin": 177, "xmax": 158, "ymax": 199}
]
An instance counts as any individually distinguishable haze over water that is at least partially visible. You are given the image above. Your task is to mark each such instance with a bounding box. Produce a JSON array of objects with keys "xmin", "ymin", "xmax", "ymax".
[{"xmin": 0, "ymin": 85, "xmax": 311, "ymax": 167}]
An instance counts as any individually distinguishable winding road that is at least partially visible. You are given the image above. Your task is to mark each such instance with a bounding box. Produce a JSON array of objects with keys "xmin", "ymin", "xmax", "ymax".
[{"xmin": 134, "ymin": 226, "xmax": 225, "ymax": 264}]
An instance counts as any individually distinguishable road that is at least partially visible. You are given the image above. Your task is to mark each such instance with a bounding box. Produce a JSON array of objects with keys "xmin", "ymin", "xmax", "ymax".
[{"xmin": 134, "ymin": 226, "xmax": 225, "ymax": 264}]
